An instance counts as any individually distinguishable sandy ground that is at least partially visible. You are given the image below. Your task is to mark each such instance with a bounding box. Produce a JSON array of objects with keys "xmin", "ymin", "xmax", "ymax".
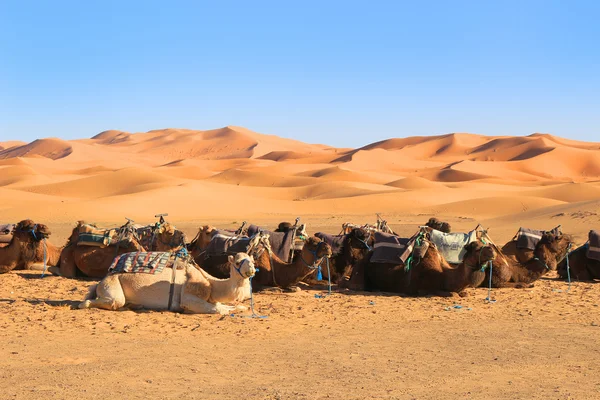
[{"xmin": 1, "ymin": 127, "xmax": 600, "ymax": 398}]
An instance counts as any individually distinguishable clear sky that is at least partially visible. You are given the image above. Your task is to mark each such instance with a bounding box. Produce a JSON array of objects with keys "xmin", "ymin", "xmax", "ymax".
[{"xmin": 1, "ymin": 0, "xmax": 598, "ymax": 147}]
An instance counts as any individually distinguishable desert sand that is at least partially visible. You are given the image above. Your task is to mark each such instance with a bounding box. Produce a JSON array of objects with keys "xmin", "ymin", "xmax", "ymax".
[{"xmin": 1, "ymin": 126, "xmax": 600, "ymax": 399}]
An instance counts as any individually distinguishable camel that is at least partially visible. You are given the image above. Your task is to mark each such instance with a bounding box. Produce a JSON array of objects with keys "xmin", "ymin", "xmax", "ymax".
[
  {"xmin": 0, "ymin": 220, "xmax": 62, "ymax": 274},
  {"xmin": 346, "ymin": 234, "xmax": 495, "ymax": 296},
  {"xmin": 146, "ymin": 222, "xmax": 187, "ymax": 252},
  {"xmin": 501, "ymin": 225, "xmax": 565, "ymax": 264},
  {"xmin": 49, "ymin": 220, "xmax": 145, "ymax": 278},
  {"xmin": 424, "ymin": 218, "xmax": 451, "ymax": 233},
  {"xmin": 80, "ymin": 252, "xmax": 255, "ymax": 314},
  {"xmin": 482, "ymin": 231, "xmax": 574, "ymax": 288},
  {"xmin": 314, "ymin": 228, "xmax": 374, "ymax": 285},
  {"xmin": 193, "ymin": 232, "xmax": 332, "ymax": 290},
  {"xmin": 557, "ymin": 231, "xmax": 600, "ymax": 281}
]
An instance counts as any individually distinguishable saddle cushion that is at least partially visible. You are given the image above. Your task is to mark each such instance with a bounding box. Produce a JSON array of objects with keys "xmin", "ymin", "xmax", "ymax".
[
  {"xmin": 0, "ymin": 223, "xmax": 14, "ymax": 244},
  {"xmin": 77, "ymin": 224, "xmax": 118, "ymax": 247},
  {"xmin": 205, "ymin": 234, "xmax": 250, "ymax": 256},
  {"xmin": 315, "ymin": 232, "xmax": 345, "ymax": 256},
  {"xmin": 429, "ymin": 229, "xmax": 477, "ymax": 264},
  {"xmin": 109, "ymin": 251, "xmax": 182, "ymax": 275},
  {"xmin": 515, "ymin": 226, "xmax": 561, "ymax": 250},
  {"xmin": 587, "ymin": 230, "xmax": 600, "ymax": 262},
  {"xmin": 246, "ymin": 225, "xmax": 296, "ymax": 262},
  {"xmin": 370, "ymin": 231, "xmax": 415, "ymax": 264}
]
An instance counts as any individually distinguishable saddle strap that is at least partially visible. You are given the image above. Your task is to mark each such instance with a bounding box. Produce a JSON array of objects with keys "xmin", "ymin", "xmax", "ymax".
[{"xmin": 167, "ymin": 257, "xmax": 178, "ymax": 310}]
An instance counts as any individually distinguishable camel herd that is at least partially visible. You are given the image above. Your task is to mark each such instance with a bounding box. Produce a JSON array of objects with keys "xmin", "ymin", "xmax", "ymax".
[{"xmin": 0, "ymin": 216, "xmax": 597, "ymax": 315}]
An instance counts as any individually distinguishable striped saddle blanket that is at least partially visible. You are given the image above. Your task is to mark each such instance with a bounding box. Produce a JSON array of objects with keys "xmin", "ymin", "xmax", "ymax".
[
  {"xmin": 77, "ymin": 224, "xmax": 118, "ymax": 247},
  {"xmin": 0, "ymin": 224, "xmax": 14, "ymax": 244},
  {"xmin": 587, "ymin": 230, "xmax": 600, "ymax": 262},
  {"xmin": 109, "ymin": 252, "xmax": 183, "ymax": 275},
  {"xmin": 429, "ymin": 229, "xmax": 477, "ymax": 264},
  {"xmin": 370, "ymin": 232, "xmax": 415, "ymax": 264}
]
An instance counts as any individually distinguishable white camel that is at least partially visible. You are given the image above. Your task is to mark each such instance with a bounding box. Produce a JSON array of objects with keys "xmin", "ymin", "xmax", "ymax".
[{"xmin": 79, "ymin": 252, "xmax": 256, "ymax": 314}]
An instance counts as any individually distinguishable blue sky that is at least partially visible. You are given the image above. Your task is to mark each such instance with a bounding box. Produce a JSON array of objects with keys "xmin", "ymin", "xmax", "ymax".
[{"xmin": 1, "ymin": 0, "xmax": 598, "ymax": 147}]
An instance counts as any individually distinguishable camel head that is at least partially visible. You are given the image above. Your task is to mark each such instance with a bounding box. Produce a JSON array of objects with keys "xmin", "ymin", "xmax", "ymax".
[
  {"xmin": 275, "ymin": 221, "xmax": 293, "ymax": 233},
  {"xmin": 228, "ymin": 253, "xmax": 256, "ymax": 279},
  {"xmin": 535, "ymin": 232, "xmax": 575, "ymax": 270},
  {"xmin": 425, "ymin": 218, "xmax": 451, "ymax": 233},
  {"xmin": 300, "ymin": 237, "xmax": 333, "ymax": 266},
  {"xmin": 347, "ymin": 228, "xmax": 373, "ymax": 250},
  {"xmin": 12, "ymin": 220, "xmax": 51, "ymax": 243},
  {"xmin": 155, "ymin": 223, "xmax": 187, "ymax": 251},
  {"xmin": 189, "ymin": 225, "xmax": 217, "ymax": 251},
  {"xmin": 463, "ymin": 241, "xmax": 496, "ymax": 270}
]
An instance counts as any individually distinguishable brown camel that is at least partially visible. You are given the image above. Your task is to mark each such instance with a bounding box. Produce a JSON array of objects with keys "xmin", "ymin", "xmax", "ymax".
[
  {"xmin": 0, "ymin": 220, "xmax": 62, "ymax": 274},
  {"xmin": 150, "ymin": 222, "xmax": 187, "ymax": 252},
  {"xmin": 314, "ymin": 228, "xmax": 374, "ymax": 285},
  {"xmin": 424, "ymin": 218, "xmax": 451, "ymax": 233},
  {"xmin": 557, "ymin": 232, "xmax": 600, "ymax": 281},
  {"xmin": 347, "ymin": 235, "xmax": 494, "ymax": 296},
  {"xmin": 49, "ymin": 221, "xmax": 145, "ymax": 278},
  {"xmin": 195, "ymin": 235, "xmax": 332, "ymax": 290},
  {"xmin": 501, "ymin": 225, "xmax": 564, "ymax": 264},
  {"xmin": 482, "ymin": 231, "xmax": 574, "ymax": 288}
]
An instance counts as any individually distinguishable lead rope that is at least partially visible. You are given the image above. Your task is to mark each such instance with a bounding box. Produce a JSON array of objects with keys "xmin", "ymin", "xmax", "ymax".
[
  {"xmin": 566, "ymin": 244, "xmax": 572, "ymax": 292},
  {"xmin": 485, "ymin": 260, "xmax": 495, "ymax": 303},
  {"xmin": 246, "ymin": 277, "xmax": 267, "ymax": 319}
]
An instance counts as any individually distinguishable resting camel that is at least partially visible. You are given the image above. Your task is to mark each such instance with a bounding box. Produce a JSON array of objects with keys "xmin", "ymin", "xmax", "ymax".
[
  {"xmin": 347, "ymin": 237, "xmax": 495, "ymax": 296},
  {"xmin": 501, "ymin": 226, "xmax": 565, "ymax": 264},
  {"xmin": 80, "ymin": 252, "xmax": 255, "ymax": 314},
  {"xmin": 0, "ymin": 220, "xmax": 62, "ymax": 274},
  {"xmin": 49, "ymin": 221, "xmax": 145, "ymax": 278},
  {"xmin": 314, "ymin": 228, "xmax": 374, "ymax": 285},
  {"xmin": 424, "ymin": 218, "xmax": 451, "ymax": 233},
  {"xmin": 191, "ymin": 228, "xmax": 332, "ymax": 290},
  {"xmin": 557, "ymin": 232, "xmax": 599, "ymax": 281},
  {"xmin": 480, "ymin": 231, "xmax": 574, "ymax": 288},
  {"xmin": 147, "ymin": 222, "xmax": 187, "ymax": 252}
]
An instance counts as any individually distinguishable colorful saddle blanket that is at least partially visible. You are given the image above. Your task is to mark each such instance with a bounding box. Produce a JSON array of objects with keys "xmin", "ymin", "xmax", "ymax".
[
  {"xmin": 77, "ymin": 224, "xmax": 118, "ymax": 247},
  {"xmin": 109, "ymin": 251, "xmax": 182, "ymax": 274},
  {"xmin": 370, "ymin": 231, "xmax": 415, "ymax": 264},
  {"xmin": 0, "ymin": 224, "xmax": 14, "ymax": 244},
  {"xmin": 205, "ymin": 234, "xmax": 250, "ymax": 256},
  {"xmin": 587, "ymin": 230, "xmax": 600, "ymax": 262},
  {"xmin": 314, "ymin": 232, "xmax": 345, "ymax": 256},
  {"xmin": 429, "ymin": 229, "xmax": 477, "ymax": 264}
]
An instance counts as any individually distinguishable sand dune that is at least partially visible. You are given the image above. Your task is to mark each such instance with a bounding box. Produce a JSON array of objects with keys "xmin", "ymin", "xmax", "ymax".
[{"xmin": 0, "ymin": 126, "xmax": 597, "ymax": 224}]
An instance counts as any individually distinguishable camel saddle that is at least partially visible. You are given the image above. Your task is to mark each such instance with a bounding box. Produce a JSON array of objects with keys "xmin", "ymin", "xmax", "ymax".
[
  {"xmin": 429, "ymin": 229, "xmax": 477, "ymax": 264},
  {"xmin": 515, "ymin": 226, "xmax": 561, "ymax": 250},
  {"xmin": 205, "ymin": 234, "xmax": 251, "ymax": 256},
  {"xmin": 587, "ymin": 230, "xmax": 600, "ymax": 262},
  {"xmin": 77, "ymin": 224, "xmax": 119, "ymax": 248},
  {"xmin": 315, "ymin": 232, "xmax": 345, "ymax": 256},
  {"xmin": 109, "ymin": 251, "xmax": 183, "ymax": 275},
  {"xmin": 370, "ymin": 231, "xmax": 415, "ymax": 264},
  {"xmin": 135, "ymin": 224, "xmax": 155, "ymax": 250},
  {"xmin": 247, "ymin": 224, "xmax": 297, "ymax": 262},
  {"xmin": 0, "ymin": 223, "xmax": 14, "ymax": 244}
]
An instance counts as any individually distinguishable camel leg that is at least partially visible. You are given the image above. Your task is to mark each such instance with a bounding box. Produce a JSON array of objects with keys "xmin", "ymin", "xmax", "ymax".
[
  {"xmin": 58, "ymin": 247, "xmax": 78, "ymax": 278},
  {"xmin": 79, "ymin": 276, "xmax": 126, "ymax": 311},
  {"xmin": 180, "ymin": 293, "xmax": 234, "ymax": 314}
]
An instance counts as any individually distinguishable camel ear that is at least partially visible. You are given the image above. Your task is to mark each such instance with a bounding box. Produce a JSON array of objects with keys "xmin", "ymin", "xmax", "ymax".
[{"xmin": 228, "ymin": 255, "xmax": 234, "ymax": 264}]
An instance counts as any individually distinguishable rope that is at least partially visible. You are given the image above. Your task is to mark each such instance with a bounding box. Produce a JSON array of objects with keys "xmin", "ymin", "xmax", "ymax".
[
  {"xmin": 315, "ymin": 258, "xmax": 333, "ymax": 298},
  {"xmin": 485, "ymin": 260, "xmax": 496, "ymax": 303},
  {"xmin": 245, "ymin": 277, "xmax": 268, "ymax": 319}
]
